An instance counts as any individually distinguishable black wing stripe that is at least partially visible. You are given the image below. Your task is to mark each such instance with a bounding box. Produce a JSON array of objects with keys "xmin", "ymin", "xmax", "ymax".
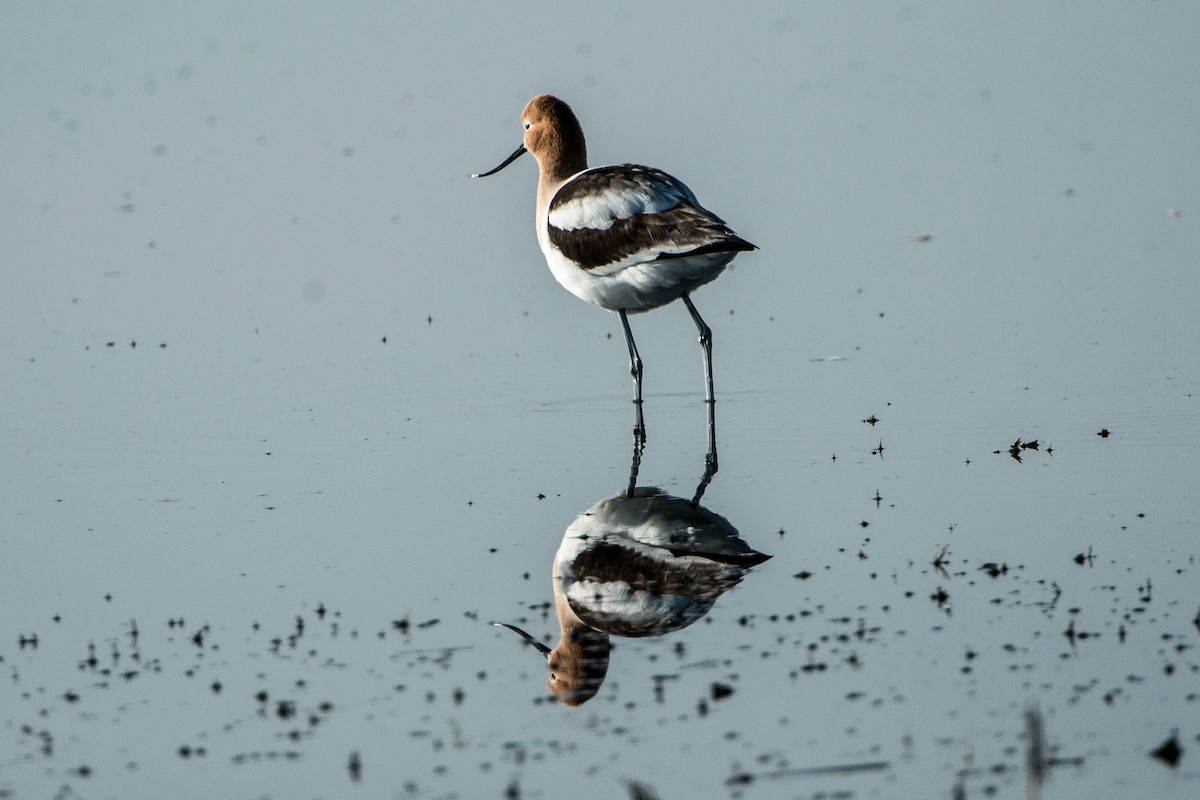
[{"xmin": 549, "ymin": 201, "xmax": 751, "ymax": 270}]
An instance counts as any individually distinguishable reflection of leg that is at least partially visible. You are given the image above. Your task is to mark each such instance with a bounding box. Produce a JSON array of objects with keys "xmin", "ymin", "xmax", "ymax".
[
  {"xmin": 619, "ymin": 310, "xmax": 646, "ymax": 443},
  {"xmin": 692, "ymin": 445, "xmax": 717, "ymax": 504},
  {"xmin": 682, "ymin": 295, "xmax": 718, "ymax": 476},
  {"xmin": 626, "ymin": 426, "xmax": 643, "ymax": 498},
  {"xmin": 704, "ymin": 397, "xmax": 718, "ymax": 473}
]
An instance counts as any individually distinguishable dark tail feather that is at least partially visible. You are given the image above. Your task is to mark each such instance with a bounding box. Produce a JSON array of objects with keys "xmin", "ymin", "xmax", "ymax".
[{"xmin": 657, "ymin": 236, "xmax": 757, "ymax": 260}]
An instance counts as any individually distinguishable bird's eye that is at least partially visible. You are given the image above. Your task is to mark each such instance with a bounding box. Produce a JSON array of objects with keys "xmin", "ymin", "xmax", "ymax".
[{"xmin": 523, "ymin": 120, "xmax": 532, "ymax": 130}]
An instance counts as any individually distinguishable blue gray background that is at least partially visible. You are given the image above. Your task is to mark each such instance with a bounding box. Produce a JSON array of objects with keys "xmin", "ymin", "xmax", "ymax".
[{"xmin": 2, "ymin": 3, "xmax": 1198, "ymax": 798}]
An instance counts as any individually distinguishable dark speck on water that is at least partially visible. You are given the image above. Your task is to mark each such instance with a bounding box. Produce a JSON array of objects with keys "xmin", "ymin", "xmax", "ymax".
[{"xmin": 1151, "ymin": 733, "xmax": 1183, "ymax": 768}]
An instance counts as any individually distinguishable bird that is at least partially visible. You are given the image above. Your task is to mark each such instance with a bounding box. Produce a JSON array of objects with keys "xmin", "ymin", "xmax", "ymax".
[{"xmin": 472, "ymin": 94, "xmax": 756, "ymax": 456}]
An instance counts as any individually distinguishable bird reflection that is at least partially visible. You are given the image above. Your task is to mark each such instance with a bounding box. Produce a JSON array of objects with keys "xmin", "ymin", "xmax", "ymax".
[{"xmin": 494, "ymin": 449, "xmax": 770, "ymax": 706}]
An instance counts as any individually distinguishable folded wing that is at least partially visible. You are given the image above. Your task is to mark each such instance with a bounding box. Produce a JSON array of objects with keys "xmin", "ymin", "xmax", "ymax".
[{"xmin": 547, "ymin": 165, "xmax": 755, "ymax": 273}]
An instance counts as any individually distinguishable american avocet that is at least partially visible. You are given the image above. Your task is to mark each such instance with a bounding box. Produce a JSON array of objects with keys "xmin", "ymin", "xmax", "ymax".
[
  {"xmin": 473, "ymin": 94, "xmax": 756, "ymax": 455},
  {"xmin": 492, "ymin": 487, "xmax": 771, "ymax": 706}
]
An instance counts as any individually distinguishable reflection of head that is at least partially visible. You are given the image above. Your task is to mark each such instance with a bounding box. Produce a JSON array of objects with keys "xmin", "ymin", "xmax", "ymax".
[{"xmin": 548, "ymin": 625, "xmax": 610, "ymax": 706}]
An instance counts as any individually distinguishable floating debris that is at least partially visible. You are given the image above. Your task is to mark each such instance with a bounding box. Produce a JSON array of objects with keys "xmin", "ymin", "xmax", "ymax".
[
  {"xmin": 710, "ymin": 682, "xmax": 734, "ymax": 701},
  {"xmin": 623, "ymin": 778, "xmax": 660, "ymax": 800},
  {"xmin": 1026, "ymin": 707, "xmax": 1045, "ymax": 799},
  {"xmin": 933, "ymin": 545, "xmax": 951, "ymax": 575},
  {"xmin": 726, "ymin": 759, "xmax": 889, "ymax": 786},
  {"xmin": 999, "ymin": 436, "xmax": 1052, "ymax": 462},
  {"xmin": 1150, "ymin": 732, "xmax": 1183, "ymax": 767}
]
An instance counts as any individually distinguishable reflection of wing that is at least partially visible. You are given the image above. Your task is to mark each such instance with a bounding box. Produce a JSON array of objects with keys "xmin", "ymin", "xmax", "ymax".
[
  {"xmin": 572, "ymin": 540, "xmax": 748, "ymax": 594},
  {"xmin": 565, "ymin": 539, "xmax": 737, "ymax": 637},
  {"xmin": 555, "ymin": 488, "xmax": 771, "ymax": 637},
  {"xmin": 577, "ymin": 487, "xmax": 769, "ymax": 560}
]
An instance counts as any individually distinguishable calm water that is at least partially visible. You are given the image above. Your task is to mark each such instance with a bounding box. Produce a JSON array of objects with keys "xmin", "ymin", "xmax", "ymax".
[{"xmin": 3, "ymin": 3, "xmax": 1198, "ymax": 798}]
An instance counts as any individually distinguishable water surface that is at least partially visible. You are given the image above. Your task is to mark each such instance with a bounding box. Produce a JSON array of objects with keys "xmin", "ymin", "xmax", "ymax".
[{"xmin": 2, "ymin": 3, "xmax": 1198, "ymax": 798}]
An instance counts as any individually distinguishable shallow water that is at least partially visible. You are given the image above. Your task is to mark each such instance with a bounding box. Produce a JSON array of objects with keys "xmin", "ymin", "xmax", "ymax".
[{"xmin": 3, "ymin": 3, "xmax": 1199, "ymax": 799}]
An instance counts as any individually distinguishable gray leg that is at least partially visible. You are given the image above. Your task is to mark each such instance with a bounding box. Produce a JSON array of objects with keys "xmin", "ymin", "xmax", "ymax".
[
  {"xmin": 682, "ymin": 295, "xmax": 714, "ymax": 405},
  {"xmin": 681, "ymin": 295, "xmax": 718, "ymax": 477},
  {"xmin": 619, "ymin": 310, "xmax": 646, "ymax": 443}
]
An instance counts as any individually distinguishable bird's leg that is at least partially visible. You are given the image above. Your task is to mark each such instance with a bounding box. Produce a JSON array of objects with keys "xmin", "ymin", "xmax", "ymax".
[
  {"xmin": 682, "ymin": 295, "xmax": 718, "ymax": 474},
  {"xmin": 619, "ymin": 310, "xmax": 646, "ymax": 445},
  {"xmin": 681, "ymin": 295, "xmax": 714, "ymax": 405}
]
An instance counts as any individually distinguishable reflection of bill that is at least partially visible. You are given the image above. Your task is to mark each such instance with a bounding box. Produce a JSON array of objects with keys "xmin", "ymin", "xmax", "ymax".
[{"xmin": 494, "ymin": 488, "xmax": 770, "ymax": 706}]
